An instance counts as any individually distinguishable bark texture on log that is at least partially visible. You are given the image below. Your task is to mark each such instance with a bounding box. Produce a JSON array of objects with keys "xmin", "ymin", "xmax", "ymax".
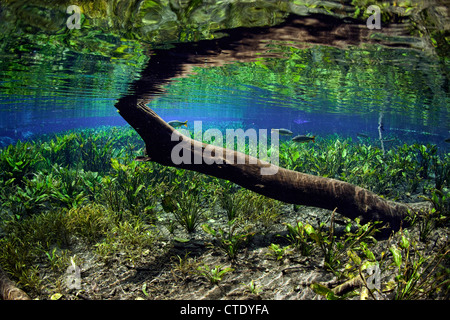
[
  {"xmin": 115, "ymin": 14, "xmax": 414, "ymax": 231},
  {"xmin": 116, "ymin": 97, "xmax": 409, "ymax": 230},
  {"xmin": 0, "ymin": 267, "xmax": 30, "ymax": 300}
]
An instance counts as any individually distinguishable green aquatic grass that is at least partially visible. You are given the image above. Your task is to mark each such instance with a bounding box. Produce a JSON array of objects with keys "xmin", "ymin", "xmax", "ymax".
[
  {"xmin": 284, "ymin": 220, "xmax": 315, "ymax": 256},
  {"xmin": 95, "ymin": 216, "xmax": 155, "ymax": 265},
  {"xmin": 0, "ymin": 209, "xmax": 71, "ymax": 293},
  {"xmin": 0, "ymin": 125, "xmax": 448, "ymax": 299},
  {"xmin": 389, "ymin": 231, "xmax": 450, "ymax": 300},
  {"xmin": 266, "ymin": 243, "xmax": 293, "ymax": 262},
  {"xmin": 0, "ymin": 140, "xmax": 43, "ymax": 186},
  {"xmin": 243, "ymin": 279, "xmax": 263, "ymax": 295},
  {"xmin": 342, "ymin": 229, "xmax": 450, "ymax": 300},
  {"xmin": 197, "ymin": 264, "xmax": 234, "ymax": 285},
  {"xmin": 160, "ymin": 170, "xmax": 221, "ymax": 233},
  {"xmin": 170, "ymin": 252, "xmax": 201, "ymax": 283},
  {"xmin": 102, "ymin": 158, "xmax": 159, "ymax": 221},
  {"xmin": 202, "ymin": 219, "xmax": 254, "ymax": 260},
  {"xmin": 0, "ymin": 126, "xmax": 447, "ymax": 232},
  {"xmin": 0, "ymin": 203, "xmax": 156, "ymax": 293},
  {"xmin": 218, "ymin": 184, "xmax": 246, "ymax": 222},
  {"xmin": 37, "ymin": 126, "xmax": 143, "ymax": 171},
  {"xmin": 170, "ymin": 188, "xmax": 206, "ymax": 233},
  {"xmin": 0, "ymin": 126, "xmax": 448, "ymax": 227},
  {"xmin": 313, "ymin": 215, "xmax": 381, "ymax": 275}
]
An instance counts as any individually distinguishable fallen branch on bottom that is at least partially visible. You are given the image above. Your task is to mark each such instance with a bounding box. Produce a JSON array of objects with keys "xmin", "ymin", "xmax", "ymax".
[{"xmin": 0, "ymin": 267, "xmax": 30, "ymax": 300}]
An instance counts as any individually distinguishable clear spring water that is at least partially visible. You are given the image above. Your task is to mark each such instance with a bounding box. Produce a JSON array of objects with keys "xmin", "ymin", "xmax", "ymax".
[{"xmin": 0, "ymin": 33, "xmax": 449, "ymax": 152}]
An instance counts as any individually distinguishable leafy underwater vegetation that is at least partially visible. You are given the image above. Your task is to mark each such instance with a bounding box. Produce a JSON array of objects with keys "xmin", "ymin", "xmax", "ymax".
[
  {"xmin": 0, "ymin": 0, "xmax": 448, "ymax": 302},
  {"xmin": 0, "ymin": 125, "xmax": 448, "ymax": 299}
]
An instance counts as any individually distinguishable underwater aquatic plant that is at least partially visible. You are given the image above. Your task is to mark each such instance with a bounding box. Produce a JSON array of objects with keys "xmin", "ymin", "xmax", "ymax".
[
  {"xmin": 17, "ymin": 266, "xmax": 43, "ymax": 295},
  {"xmin": 389, "ymin": 230, "xmax": 450, "ymax": 300},
  {"xmin": 305, "ymin": 210, "xmax": 381, "ymax": 275},
  {"xmin": 333, "ymin": 226, "xmax": 450, "ymax": 300},
  {"xmin": 0, "ymin": 141, "xmax": 43, "ymax": 185},
  {"xmin": 51, "ymin": 166, "xmax": 89, "ymax": 209},
  {"xmin": 65, "ymin": 204, "xmax": 113, "ymax": 244},
  {"xmin": 219, "ymin": 186, "xmax": 246, "ymax": 221},
  {"xmin": 41, "ymin": 133, "xmax": 79, "ymax": 169},
  {"xmin": 102, "ymin": 158, "xmax": 158, "ymax": 221},
  {"xmin": 161, "ymin": 172, "xmax": 209, "ymax": 233},
  {"xmin": 2, "ymin": 173, "xmax": 52, "ymax": 218},
  {"xmin": 170, "ymin": 252, "xmax": 201, "ymax": 283},
  {"xmin": 41, "ymin": 248, "xmax": 71, "ymax": 273},
  {"xmin": 202, "ymin": 219, "xmax": 254, "ymax": 260},
  {"xmin": 79, "ymin": 170, "xmax": 104, "ymax": 202},
  {"xmin": 197, "ymin": 264, "xmax": 234, "ymax": 285},
  {"xmin": 414, "ymin": 144, "xmax": 437, "ymax": 179},
  {"xmin": 432, "ymin": 155, "xmax": 450, "ymax": 190},
  {"xmin": 39, "ymin": 126, "xmax": 144, "ymax": 171},
  {"xmin": 75, "ymin": 133, "xmax": 115, "ymax": 174},
  {"xmin": 418, "ymin": 189, "xmax": 449, "ymax": 235},
  {"xmin": 266, "ymin": 243, "xmax": 292, "ymax": 262},
  {"xmin": 284, "ymin": 220, "xmax": 314, "ymax": 256},
  {"xmin": 416, "ymin": 208, "xmax": 438, "ymax": 242},
  {"xmin": 235, "ymin": 190, "xmax": 282, "ymax": 231},
  {"xmin": 102, "ymin": 175, "xmax": 126, "ymax": 214},
  {"xmin": 278, "ymin": 141, "xmax": 302, "ymax": 171},
  {"xmin": 243, "ymin": 280, "xmax": 263, "ymax": 295},
  {"xmin": 171, "ymin": 188, "xmax": 206, "ymax": 233},
  {"xmin": 0, "ymin": 208, "xmax": 73, "ymax": 294},
  {"xmin": 94, "ymin": 213, "xmax": 155, "ymax": 264}
]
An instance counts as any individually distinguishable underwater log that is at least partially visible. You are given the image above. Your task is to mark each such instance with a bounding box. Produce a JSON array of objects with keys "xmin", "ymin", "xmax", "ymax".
[
  {"xmin": 114, "ymin": 15, "xmax": 416, "ymax": 231},
  {"xmin": 0, "ymin": 267, "xmax": 30, "ymax": 300},
  {"xmin": 116, "ymin": 98, "xmax": 410, "ymax": 231}
]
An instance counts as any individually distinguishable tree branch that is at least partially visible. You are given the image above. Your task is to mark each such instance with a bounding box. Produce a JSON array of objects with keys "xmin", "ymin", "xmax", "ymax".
[
  {"xmin": 0, "ymin": 268, "xmax": 30, "ymax": 300},
  {"xmin": 114, "ymin": 14, "xmax": 415, "ymax": 231}
]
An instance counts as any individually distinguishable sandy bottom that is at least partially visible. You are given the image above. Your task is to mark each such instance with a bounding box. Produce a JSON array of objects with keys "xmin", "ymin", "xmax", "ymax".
[{"xmin": 30, "ymin": 200, "xmax": 449, "ymax": 301}]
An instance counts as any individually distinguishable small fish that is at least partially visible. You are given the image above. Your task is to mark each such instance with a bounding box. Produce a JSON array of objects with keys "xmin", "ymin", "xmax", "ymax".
[
  {"xmin": 293, "ymin": 119, "xmax": 310, "ymax": 124},
  {"xmin": 168, "ymin": 120, "xmax": 188, "ymax": 128},
  {"xmin": 292, "ymin": 135, "xmax": 315, "ymax": 143},
  {"xmin": 445, "ymin": 138, "xmax": 450, "ymax": 143},
  {"xmin": 271, "ymin": 128, "xmax": 293, "ymax": 136},
  {"xmin": 357, "ymin": 133, "xmax": 369, "ymax": 138}
]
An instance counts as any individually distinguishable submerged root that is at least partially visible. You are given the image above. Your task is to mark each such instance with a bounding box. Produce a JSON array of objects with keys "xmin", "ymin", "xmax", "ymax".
[{"xmin": 0, "ymin": 267, "xmax": 30, "ymax": 300}]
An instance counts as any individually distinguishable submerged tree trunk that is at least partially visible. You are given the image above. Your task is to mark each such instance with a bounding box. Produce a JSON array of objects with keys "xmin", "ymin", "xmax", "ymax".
[
  {"xmin": 0, "ymin": 267, "xmax": 30, "ymax": 300},
  {"xmin": 116, "ymin": 98, "xmax": 409, "ymax": 230},
  {"xmin": 115, "ymin": 15, "xmax": 414, "ymax": 231}
]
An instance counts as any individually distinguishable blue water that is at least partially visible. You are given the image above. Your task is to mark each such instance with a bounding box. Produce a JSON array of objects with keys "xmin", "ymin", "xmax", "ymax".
[{"xmin": 1, "ymin": 40, "xmax": 449, "ymax": 151}]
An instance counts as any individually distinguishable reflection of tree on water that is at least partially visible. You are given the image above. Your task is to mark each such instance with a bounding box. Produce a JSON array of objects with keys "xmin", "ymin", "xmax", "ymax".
[
  {"xmin": 1, "ymin": 1, "xmax": 448, "ymax": 300},
  {"xmin": 115, "ymin": 15, "xmax": 417, "ymax": 237}
]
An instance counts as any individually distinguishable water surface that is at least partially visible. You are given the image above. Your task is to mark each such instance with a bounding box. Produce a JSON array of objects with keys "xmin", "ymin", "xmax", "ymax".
[{"xmin": 0, "ymin": 18, "xmax": 449, "ymax": 152}]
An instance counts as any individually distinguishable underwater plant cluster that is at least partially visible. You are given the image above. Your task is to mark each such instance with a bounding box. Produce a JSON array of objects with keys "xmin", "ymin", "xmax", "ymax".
[{"xmin": 0, "ymin": 125, "xmax": 448, "ymax": 300}]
